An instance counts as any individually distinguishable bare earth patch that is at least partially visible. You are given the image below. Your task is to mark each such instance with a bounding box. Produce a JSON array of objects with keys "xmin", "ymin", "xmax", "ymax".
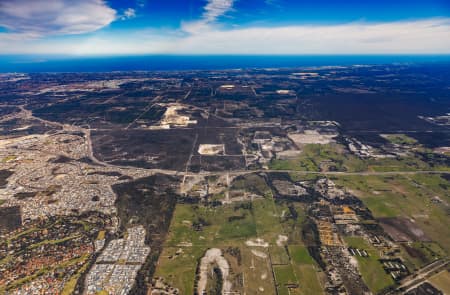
[
  {"xmin": 198, "ymin": 144, "xmax": 225, "ymax": 155},
  {"xmin": 197, "ymin": 248, "xmax": 232, "ymax": 294}
]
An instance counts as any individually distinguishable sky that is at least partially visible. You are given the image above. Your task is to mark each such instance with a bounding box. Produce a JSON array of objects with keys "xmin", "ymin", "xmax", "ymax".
[{"xmin": 0, "ymin": 0, "xmax": 449, "ymax": 55}]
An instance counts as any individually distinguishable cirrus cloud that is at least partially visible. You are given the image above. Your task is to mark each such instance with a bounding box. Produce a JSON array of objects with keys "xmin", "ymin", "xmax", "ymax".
[
  {"xmin": 0, "ymin": 0, "xmax": 117, "ymax": 35},
  {"xmin": 182, "ymin": 0, "xmax": 235, "ymax": 34}
]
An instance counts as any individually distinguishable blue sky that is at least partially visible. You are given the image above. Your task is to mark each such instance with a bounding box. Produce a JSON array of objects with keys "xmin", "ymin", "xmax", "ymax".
[{"xmin": 0, "ymin": 0, "xmax": 449, "ymax": 55}]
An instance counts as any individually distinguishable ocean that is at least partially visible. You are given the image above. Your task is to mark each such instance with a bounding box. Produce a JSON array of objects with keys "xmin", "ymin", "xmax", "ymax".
[{"xmin": 0, "ymin": 55, "xmax": 449, "ymax": 73}]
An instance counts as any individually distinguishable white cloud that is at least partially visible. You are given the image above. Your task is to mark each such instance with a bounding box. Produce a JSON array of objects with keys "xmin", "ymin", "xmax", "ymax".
[
  {"xmin": 182, "ymin": 0, "xmax": 235, "ymax": 34},
  {"xmin": 176, "ymin": 18, "xmax": 450, "ymax": 54},
  {"xmin": 203, "ymin": 0, "xmax": 234, "ymax": 22},
  {"xmin": 121, "ymin": 8, "xmax": 136, "ymax": 20},
  {"xmin": 0, "ymin": 0, "xmax": 116, "ymax": 35},
  {"xmin": 0, "ymin": 18, "xmax": 449, "ymax": 55}
]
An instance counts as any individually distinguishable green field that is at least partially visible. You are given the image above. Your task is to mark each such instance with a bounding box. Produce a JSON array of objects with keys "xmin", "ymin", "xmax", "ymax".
[
  {"xmin": 270, "ymin": 143, "xmax": 366, "ymax": 172},
  {"xmin": 164, "ymin": 203, "xmax": 257, "ymax": 247},
  {"xmin": 269, "ymin": 142, "xmax": 449, "ymax": 172},
  {"xmin": 252, "ymin": 197, "xmax": 284, "ymax": 243},
  {"xmin": 270, "ymin": 245, "xmax": 290, "ymax": 265},
  {"xmin": 289, "ymin": 245, "xmax": 315, "ymax": 265},
  {"xmin": 155, "ymin": 199, "xmax": 324, "ymax": 294},
  {"xmin": 289, "ymin": 245, "xmax": 324, "ymax": 295},
  {"xmin": 155, "ymin": 246, "xmax": 206, "ymax": 295},
  {"xmin": 344, "ymin": 236, "xmax": 394, "ymax": 293},
  {"xmin": 274, "ymin": 264, "xmax": 299, "ymax": 295},
  {"xmin": 333, "ymin": 174, "xmax": 450, "ymax": 255}
]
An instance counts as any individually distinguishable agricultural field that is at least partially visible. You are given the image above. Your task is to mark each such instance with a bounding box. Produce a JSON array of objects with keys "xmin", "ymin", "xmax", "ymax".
[
  {"xmin": 269, "ymin": 143, "xmax": 367, "ymax": 172},
  {"xmin": 333, "ymin": 174, "xmax": 450, "ymax": 265},
  {"xmin": 428, "ymin": 270, "xmax": 450, "ymax": 295},
  {"xmin": 154, "ymin": 197, "xmax": 324, "ymax": 294},
  {"xmin": 269, "ymin": 142, "xmax": 450, "ymax": 173}
]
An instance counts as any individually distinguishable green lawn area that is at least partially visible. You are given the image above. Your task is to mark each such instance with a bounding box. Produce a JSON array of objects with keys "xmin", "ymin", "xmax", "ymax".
[
  {"xmin": 273, "ymin": 264, "xmax": 299, "ymax": 295},
  {"xmin": 252, "ymin": 197, "xmax": 284, "ymax": 243},
  {"xmin": 164, "ymin": 203, "xmax": 257, "ymax": 247},
  {"xmin": 154, "ymin": 246, "xmax": 206, "ymax": 295},
  {"xmin": 295, "ymin": 265, "xmax": 324, "ymax": 295},
  {"xmin": 289, "ymin": 245, "xmax": 315, "ymax": 265},
  {"xmin": 344, "ymin": 236, "xmax": 394, "ymax": 293},
  {"xmin": 289, "ymin": 245, "xmax": 324, "ymax": 295}
]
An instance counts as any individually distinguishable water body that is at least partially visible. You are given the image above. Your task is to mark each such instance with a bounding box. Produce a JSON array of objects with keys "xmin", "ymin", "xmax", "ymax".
[{"xmin": 0, "ymin": 55, "xmax": 450, "ymax": 72}]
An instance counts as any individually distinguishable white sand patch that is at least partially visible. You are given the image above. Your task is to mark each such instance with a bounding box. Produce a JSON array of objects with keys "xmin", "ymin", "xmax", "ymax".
[
  {"xmin": 159, "ymin": 105, "xmax": 197, "ymax": 128},
  {"xmin": 251, "ymin": 249, "xmax": 268, "ymax": 259},
  {"xmin": 245, "ymin": 238, "xmax": 269, "ymax": 248},
  {"xmin": 349, "ymin": 255, "xmax": 359, "ymax": 268},
  {"xmin": 276, "ymin": 235, "xmax": 288, "ymax": 247},
  {"xmin": 220, "ymin": 85, "xmax": 235, "ymax": 89},
  {"xmin": 12, "ymin": 125, "xmax": 31, "ymax": 131},
  {"xmin": 197, "ymin": 248, "xmax": 232, "ymax": 295},
  {"xmin": 198, "ymin": 144, "xmax": 225, "ymax": 155},
  {"xmin": 288, "ymin": 130, "xmax": 337, "ymax": 146},
  {"xmin": 276, "ymin": 89, "xmax": 291, "ymax": 95}
]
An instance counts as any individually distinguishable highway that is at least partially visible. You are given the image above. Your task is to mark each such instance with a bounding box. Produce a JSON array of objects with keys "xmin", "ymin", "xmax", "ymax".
[{"xmin": 385, "ymin": 259, "xmax": 449, "ymax": 294}]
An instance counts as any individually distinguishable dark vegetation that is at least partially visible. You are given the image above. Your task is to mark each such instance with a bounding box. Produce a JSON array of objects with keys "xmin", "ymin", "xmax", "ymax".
[
  {"xmin": 0, "ymin": 170, "xmax": 13, "ymax": 188},
  {"xmin": 113, "ymin": 174, "xmax": 180, "ymax": 295},
  {"xmin": 301, "ymin": 217, "xmax": 325, "ymax": 269},
  {"xmin": 0, "ymin": 206, "xmax": 21, "ymax": 233}
]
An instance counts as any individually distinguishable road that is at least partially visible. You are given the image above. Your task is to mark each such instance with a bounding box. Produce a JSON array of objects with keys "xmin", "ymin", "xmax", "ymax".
[
  {"xmin": 386, "ymin": 259, "xmax": 449, "ymax": 294},
  {"xmin": 12, "ymin": 105, "xmax": 450, "ymax": 178}
]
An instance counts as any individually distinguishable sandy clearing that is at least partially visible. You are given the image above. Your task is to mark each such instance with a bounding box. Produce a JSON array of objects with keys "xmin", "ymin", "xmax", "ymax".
[
  {"xmin": 276, "ymin": 235, "xmax": 288, "ymax": 247},
  {"xmin": 251, "ymin": 249, "xmax": 268, "ymax": 259},
  {"xmin": 197, "ymin": 248, "xmax": 232, "ymax": 295},
  {"xmin": 245, "ymin": 238, "xmax": 269, "ymax": 248}
]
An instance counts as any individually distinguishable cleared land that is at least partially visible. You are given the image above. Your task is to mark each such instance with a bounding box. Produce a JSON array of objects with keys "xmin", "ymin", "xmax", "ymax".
[{"xmin": 154, "ymin": 198, "xmax": 324, "ymax": 294}]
